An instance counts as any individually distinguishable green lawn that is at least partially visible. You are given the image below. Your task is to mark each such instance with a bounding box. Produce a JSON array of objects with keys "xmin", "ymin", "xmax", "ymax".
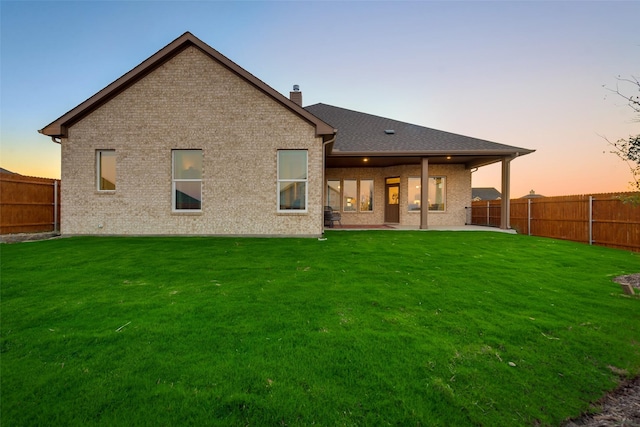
[{"xmin": 1, "ymin": 231, "xmax": 639, "ymax": 426}]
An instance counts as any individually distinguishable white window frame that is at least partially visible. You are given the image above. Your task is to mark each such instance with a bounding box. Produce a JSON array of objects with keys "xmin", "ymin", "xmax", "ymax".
[
  {"xmin": 96, "ymin": 150, "xmax": 116, "ymax": 192},
  {"xmin": 277, "ymin": 150, "xmax": 308, "ymax": 213},
  {"xmin": 172, "ymin": 149, "xmax": 203, "ymax": 213}
]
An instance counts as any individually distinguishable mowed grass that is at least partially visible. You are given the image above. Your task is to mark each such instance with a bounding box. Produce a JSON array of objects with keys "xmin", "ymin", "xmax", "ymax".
[{"xmin": 1, "ymin": 231, "xmax": 639, "ymax": 426}]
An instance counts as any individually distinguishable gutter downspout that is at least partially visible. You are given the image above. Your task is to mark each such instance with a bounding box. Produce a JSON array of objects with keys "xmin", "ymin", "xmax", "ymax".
[{"xmin": 321, "ymin": 132, "xmax": 338, "ymax": 238}]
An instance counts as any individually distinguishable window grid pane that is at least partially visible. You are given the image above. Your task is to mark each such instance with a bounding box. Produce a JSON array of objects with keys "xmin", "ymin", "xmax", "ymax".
[
  {"xmin": 343, "ymin": 180, "xmax": 357, "ymax": 212},
  {"xmin": 278, "ymin": 150, "xmax": 307, "ymax": 180},
  {"xmin": 173, "ymin": 150, "xmax": 202, "ymax": 179},
  {"xmin": 359, "ymin": 179, "xmax": 373, "ymax": 211},
  {"xmin": 279, "ymin": 182, "xmax": 306, "ymax": 210},
  {"xmin": 428, "ymin": 177, "xmax": 446, "ymax": 211},
  {"xmin": 175, "ymin": 181, "xmax": 202, "ymax": 210},
  {"xmin": 408, "ymin": 177, "xmax": 421, "ymax": 211},
  {"xmin": 98, "ymin": 150, "xmax": 116, "ymax": 191},
  {"xmin": 327, "ymin": 180, "xmax": 341, "ymax": 210}
]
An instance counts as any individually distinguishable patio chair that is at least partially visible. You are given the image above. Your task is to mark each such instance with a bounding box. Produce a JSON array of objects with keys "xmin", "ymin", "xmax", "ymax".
[{"xmin": 324, "ymin": 206, "xmax": 342, "ymax": 228}]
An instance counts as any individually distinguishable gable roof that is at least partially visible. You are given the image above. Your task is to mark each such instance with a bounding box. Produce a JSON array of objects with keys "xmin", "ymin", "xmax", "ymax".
[
  {"xmin": 39, "ymin": 32, "xmax": 336, "ymax": 140},
  {"xmin": 305, "ymin": 103, "xmax": 534, "ymax": 168}
]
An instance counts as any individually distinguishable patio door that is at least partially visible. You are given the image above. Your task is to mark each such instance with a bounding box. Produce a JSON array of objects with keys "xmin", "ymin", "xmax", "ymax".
[{"xmin": 385, "ymin": 177, "xmax": 400, "ymax": 223}]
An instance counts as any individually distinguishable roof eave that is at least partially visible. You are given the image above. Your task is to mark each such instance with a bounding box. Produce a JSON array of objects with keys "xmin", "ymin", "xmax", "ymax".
[{"xmin": 328, "ymin": 148, "xmax": 535, "ymax": 157}]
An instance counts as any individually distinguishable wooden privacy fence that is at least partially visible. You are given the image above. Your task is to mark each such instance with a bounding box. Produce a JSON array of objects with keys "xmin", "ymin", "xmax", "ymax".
[
  {"xmin": 468, "ymin": 193, "xmax": 640, "ymax": 252},
  {"xmin": 0, "ymin": 174, "xmax": 61, "ymax": 234}
]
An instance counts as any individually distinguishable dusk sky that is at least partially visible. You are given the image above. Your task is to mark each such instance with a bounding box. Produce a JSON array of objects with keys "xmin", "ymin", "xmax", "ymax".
[{"xmin": 1, "ymin": 1, "xmax": 638, "ymax": 197}]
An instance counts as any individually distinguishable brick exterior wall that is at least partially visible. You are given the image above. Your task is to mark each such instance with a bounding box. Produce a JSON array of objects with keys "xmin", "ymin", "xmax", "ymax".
[
  {"xmin": 61, "ymin": 46, "xmax": 324, "ymax": 236},
  {"xmin": 325, "ymin": 164, "xmax": 471, "ymax": 227}
]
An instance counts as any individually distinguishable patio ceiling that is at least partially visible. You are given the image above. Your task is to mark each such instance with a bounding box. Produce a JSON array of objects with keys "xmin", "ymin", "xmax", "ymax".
[{"xmin": 325, "ymin": 153, "xmax": 512, "ymax": 169}]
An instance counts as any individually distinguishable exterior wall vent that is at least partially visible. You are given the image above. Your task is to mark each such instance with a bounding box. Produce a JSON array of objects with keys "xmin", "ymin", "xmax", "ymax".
[{"xmin": 385, "ymin": 129, "xmax": 395, "ymax": 135}]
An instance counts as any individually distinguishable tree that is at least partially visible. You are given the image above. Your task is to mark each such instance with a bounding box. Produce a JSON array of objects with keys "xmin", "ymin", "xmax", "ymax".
[{"xmin": 604, "ymin": 75, "xmax": 640, "ymax": 204}]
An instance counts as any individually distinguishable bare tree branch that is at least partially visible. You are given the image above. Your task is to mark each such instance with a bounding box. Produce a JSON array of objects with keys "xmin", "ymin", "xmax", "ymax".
[
  {"xmin": 603, "ymin": 74, "xmax": 640, "ymax": 204},
  {"xmin": 604, "ymin": 75, "xmax": 640, "ymax": 118}
]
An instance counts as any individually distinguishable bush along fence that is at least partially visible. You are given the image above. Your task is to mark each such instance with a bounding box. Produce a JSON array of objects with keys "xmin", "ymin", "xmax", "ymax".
[
  {"xmin": 0, "ymin": 173, "xmax": 61, "ymax": 235},
  {"xmin": 468, "ymin": 193, "xmax": 640, "ymax": 251}
]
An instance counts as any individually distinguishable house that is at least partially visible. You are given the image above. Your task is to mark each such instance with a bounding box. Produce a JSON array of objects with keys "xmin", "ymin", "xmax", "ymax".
[
  {"xmin": 39, "ymin": 32, "xmax": 534, "ymax": 236},
  {"xmin": 472, "ymin": 187, "xmax": 502, "ymax": 201},
  {"xmin": 520, "ymin": 190, "xmax": 545, "ymax": 199}
]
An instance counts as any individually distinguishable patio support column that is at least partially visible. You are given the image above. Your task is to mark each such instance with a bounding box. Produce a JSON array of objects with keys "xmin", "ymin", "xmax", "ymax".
[
  {"xmin": 420, "ymin": 157, "xmax": 429, "ymax": 229},
  {"xmin": 500, "ymin": 157, "xmax": 512, "ymax": 230}
]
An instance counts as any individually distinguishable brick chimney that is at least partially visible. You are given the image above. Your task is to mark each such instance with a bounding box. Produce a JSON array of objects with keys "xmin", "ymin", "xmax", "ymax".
[{"xmin": 290, "ymin": 84, "xmax": 302, "ymax": 106}]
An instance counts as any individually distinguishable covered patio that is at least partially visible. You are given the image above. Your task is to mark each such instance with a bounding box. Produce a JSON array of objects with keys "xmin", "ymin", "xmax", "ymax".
[{"xmin": 305, "ymin": 104, "xmax": 534, "ymax": 231}]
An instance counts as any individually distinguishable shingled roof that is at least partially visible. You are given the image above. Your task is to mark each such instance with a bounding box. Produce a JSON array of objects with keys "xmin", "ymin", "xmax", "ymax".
[
  {"xmin": 305, "ymin": 103, "xmax": 533, "ymax": 168},
  {"xmin": 472, "ymin": 187, "xmax": 502, "ymax": 200}
]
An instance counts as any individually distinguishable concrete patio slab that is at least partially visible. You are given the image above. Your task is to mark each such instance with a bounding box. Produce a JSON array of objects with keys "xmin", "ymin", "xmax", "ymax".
[{"xmin": 328, "ymin": 225, "xmax": 517, "ymax": 234}]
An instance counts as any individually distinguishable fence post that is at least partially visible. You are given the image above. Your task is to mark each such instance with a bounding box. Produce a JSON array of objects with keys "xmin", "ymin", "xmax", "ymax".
[
  {"xmin": 54, "ymin": 180, "xmax": 58, "ymax": 234},
  {"xmin": 528, "ymin": 199, "xmax": 531, "ymax": 236},
  {"xmin": 588, "ymin": 196, "xmax": 593, "ymax": 245},
  {"xmin": 486, "ymin": 201, "xmax": 490, "ymax": 226}
]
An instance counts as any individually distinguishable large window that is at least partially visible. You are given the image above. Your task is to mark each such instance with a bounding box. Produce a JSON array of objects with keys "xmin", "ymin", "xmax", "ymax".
[
  {"xmin": 172, "ymin": 150, "xmax": 202, "ymax": 211},
  {"xmin": 96, "ymin": 150, "xmax": 116, "ymax": 191},
  {"xmin": 327, "ymin": 180, "xmax": 341, "ymax": 210},
  {"xmin": 331, "ymin": 179, "xmax": 374, "ymax": 212},
  {"xmin": 343, "ymin": 179, "xmax": 357, "ymax": 212},
  {"xmin": 407, "ymin": 177, "xmax": 446, "ymax": 212},
  {"xmin": 359, "ymin": 179, "xmax": 374, "ymax": 211},
  {"xmin": 278, "ymin": 150, "xmax": 307, "ymax": 212}
]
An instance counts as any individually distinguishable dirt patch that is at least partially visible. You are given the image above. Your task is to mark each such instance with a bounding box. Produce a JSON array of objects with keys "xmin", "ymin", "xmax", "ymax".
[
  {"xmin": 614, "ymin": 273, "xmax": 640, "ymax": 291},
  {"xmin": 563, "ymin": 375, "xmax": 640, "ymax": 426},
  {"xmin": 562, "ymin": 273, "xmax": 640, "ymax": 426}
]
